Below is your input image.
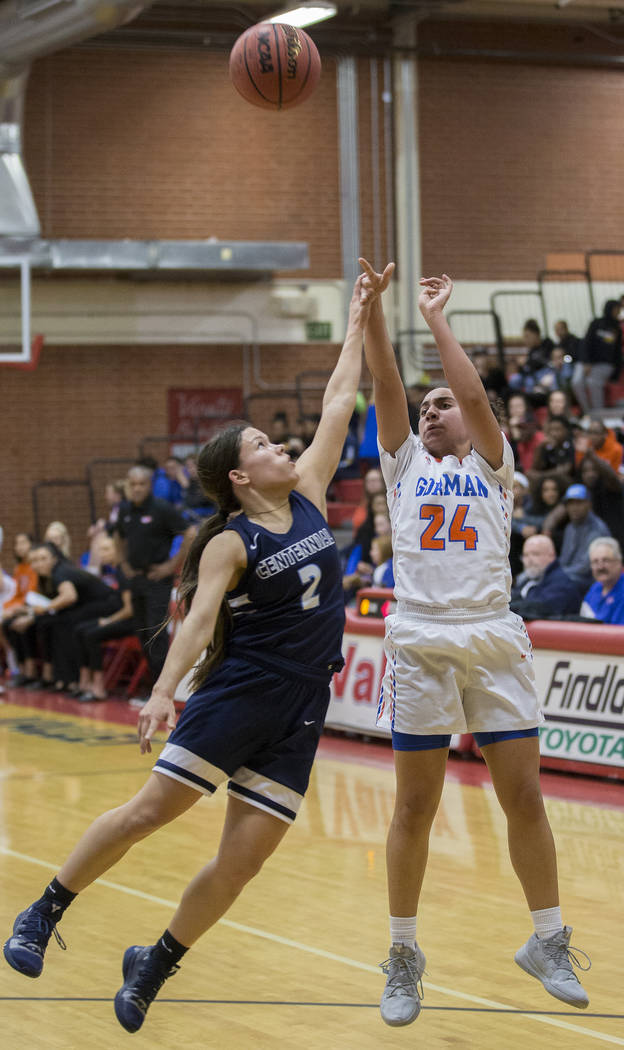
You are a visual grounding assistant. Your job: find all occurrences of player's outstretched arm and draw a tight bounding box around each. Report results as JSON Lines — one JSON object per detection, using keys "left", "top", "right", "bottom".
{"left": 418, "top": 274, "right": 503, "bottom": 469}
{"left": 360, "top": 259, "right": 410, "bottom": 456}
{"left": 297, "top": 264, "right": 377, "bottom": 507}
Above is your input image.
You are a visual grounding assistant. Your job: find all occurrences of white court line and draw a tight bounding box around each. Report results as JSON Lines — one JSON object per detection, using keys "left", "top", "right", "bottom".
{"left": 1, "top": 845, "right": 621, "bottom": 1047}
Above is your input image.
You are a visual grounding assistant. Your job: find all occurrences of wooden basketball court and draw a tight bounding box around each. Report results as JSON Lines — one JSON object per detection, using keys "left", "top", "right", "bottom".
{"left": 1, "top": 688, "right": 622, "bottom": 1049}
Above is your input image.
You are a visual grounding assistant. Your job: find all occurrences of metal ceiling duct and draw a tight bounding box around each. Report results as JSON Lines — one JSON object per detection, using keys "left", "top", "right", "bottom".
{"left": 0, "top": 0, "right": 153, "bottom": 236}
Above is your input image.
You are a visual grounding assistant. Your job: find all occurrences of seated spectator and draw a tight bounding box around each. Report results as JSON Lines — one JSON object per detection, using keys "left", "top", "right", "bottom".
{"left": 350, "top": 466, "right": 386, "bottom": 534}
{"left": 507, "top": 319, "right": 555, "bottom": 398}
{"left": 576, "top": 419, "right": 623, "bottom": 473}
{"left": 509, "top": 472, "right": 541, "bottom": 577}
{"left": 572, "top": 300, "right": 623, "bottom": 416}
{"left": 577, "top": 452, "right": 624, "bottom": 550}
{"left": 179, "top": 454, "right": 215, "bottom": 519}
{"left": 15, "top": 542, "right": 124, "bottom": 692}
{"left": 531, "top": 345, "right": 574, "bottom": 399}
{"left": 334, "top": 410, "right": 361, "bottom": 480}
{"left": 554, "top": 319, "right": 581, "bottom": 361}
{"left": 73, "top": 545, "right": 135, "bottom": 702}
{"left": 371, "top": 533, "right": 394, "bottom": 588}
{"left": 505, "top": 393, "right": 545, "bottom": 473}
{"left": 44, "top": 521, "right": 71, "bottom": 559}
{"left": 406, "top": 382, "right": 431, "bottom": 432}
{"left": 510, "top": 534, "right": 580, "bottom": 619}
{"left": 471, "top": 346, "right": 508, "bottom": 401}
{"left": 580, "top": 537, "right": 624, "bottom": 624}
{"left": 558, "top": 483, "right": 611, "bottom": 597}
{"left": 545, "top": 388, "right": 573, "bottom": 421}
{"left": 286, "top": 435, "right": 305, "bottom": 461}
{"left": 86, "top": 480, "right": 127, "bottom": 548}
{"left": 1, "top": 533, "right": 39, "bottom": 684}
{"left": 527, "top": 415, "right": 576, "bottom": 487}
{"left": 269, "top": 410, "right": 291, "bottom": 446}
{"left": 528, "top": 474, "right": 568, "bottom": 552}
{"left": 343, "top": 511, "right": 391, "bottom": 601}
{"left": 152, "top": 456, "right": 186, "bottom": 506}
{"left": 299, "top": 413, "right": 321, "bottom": 449}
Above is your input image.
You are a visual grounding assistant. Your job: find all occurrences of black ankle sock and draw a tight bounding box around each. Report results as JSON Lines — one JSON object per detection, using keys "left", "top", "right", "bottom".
{"left": 41, "top": 877, "right": 77, "bottom": 913}
{"left": 152, "top": 929, "right": 189, "bottom": 968}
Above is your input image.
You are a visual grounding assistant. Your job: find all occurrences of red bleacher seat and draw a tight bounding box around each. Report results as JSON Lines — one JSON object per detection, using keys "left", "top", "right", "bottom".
{"left": 606, "top": 382, "right": 624, "bottom": 408}
{"left": 326, "top": 502, "right": 358, "bottom": 528}
{"left": 332, "top": 478, "right": 364, "bottom": 503}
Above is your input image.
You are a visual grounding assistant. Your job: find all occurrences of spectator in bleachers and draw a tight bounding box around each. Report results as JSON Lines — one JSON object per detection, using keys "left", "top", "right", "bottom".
{"left": 114, "top": 465, "right": 196, "bottom": 698}
{"left": 576, "top": 419, "right": 623, "bottom": 473}
{"left": 528, "top": 474, "right": 568, "bottom": 552}
{"left": 535, "top": 346, "right": 574, "bottom": 399}
{"left": 86, "top": 480, "right": 127, "bottom": 549}
{"left": 179, "top": 454, "right": 216, "bottom": 519}
{"left": 505, "top": 393, "right": 545, "bottom": 473}
{"left": 44, "top": 521, "right": 71, "bottom": 559}
{"left": 334, "top": 409, "right": 361, "bottom": 480}
{"left": 558, "top": 483, "right": 611, "bottom": 597}
{"left": 268, "top": 410, "right": 291, "bottom": 446}
{"left": 580, "top": 537, "right": 624, "bottom": 624}
{"left": 510, "top": 534, "right": 580, "bottom": 619}
{"left": 577, "top": 452, "right": 624, "bottom": 550}
{"left": 509, "top": 472, "right": 541, "bottom": 577}
{"left": 572, "top": 300, "right": 622, "bottom": 416}
{"left": 152, "top": 456, "right": 187, "bottom": 506}
{"left": 19, "top": 542, "right": 125, "bottom": 693}
{"left": 343, "top": 509, "right": 391, "bottom": 602}
{"left": 406, "top": 381, "right": 431, "bottom": 432}
{"left": 286, "top": 434, "right": 305, "bottom": 461}
{"left": 507, "top": 319, "right": 554, "bottom": 398}
{"left": 546, "top": 388, "right": 574, "bottom": 421}
{"left": 1, "top": 534, "right": 38, "bottom": 684}
{"left": 371, "top": 532, "right": 394, "bottom": 588}
{"left": 299, "top": 412, "right": 321, "bottom": 449}
{"left": 527, "top": 415, "right": 576, "bottom": 488}
{"left": 554, "top": 319, "right": 581, "bottom": 361}
{"left": 350, "top": 466, "right": 385, "bottom": 534}
{"left": 471, "top": 346, "right": 508, "bottom": 401}
{"left": 73, "top": 543, "right": 135, "bottom": 702}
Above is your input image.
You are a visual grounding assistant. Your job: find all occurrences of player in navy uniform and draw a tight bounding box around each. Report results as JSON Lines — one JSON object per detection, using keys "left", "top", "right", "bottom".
{"left": 3, "top": 260, "right": 395, "bottom": 1033}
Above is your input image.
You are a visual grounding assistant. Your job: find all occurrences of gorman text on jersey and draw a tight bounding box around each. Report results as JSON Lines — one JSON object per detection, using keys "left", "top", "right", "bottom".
{"left": 414, "top": 473, "right": 489, "bottom": 498}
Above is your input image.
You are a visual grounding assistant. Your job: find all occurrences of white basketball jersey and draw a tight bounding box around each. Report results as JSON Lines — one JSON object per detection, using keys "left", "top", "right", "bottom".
{"left": 379, "top": 432, "right": 515, "bottom": 611}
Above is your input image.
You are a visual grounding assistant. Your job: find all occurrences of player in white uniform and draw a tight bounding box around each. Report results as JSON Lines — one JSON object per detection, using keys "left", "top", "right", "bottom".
{"left": 359, "top": 263, "right": 590, "bottom": 1027}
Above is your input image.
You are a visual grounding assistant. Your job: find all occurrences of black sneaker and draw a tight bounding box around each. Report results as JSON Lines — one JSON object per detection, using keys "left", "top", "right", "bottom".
{"left": 114, "top": 945, "right": 179, "bottom": 1032}
{"left": 3, "top": 901, "right": 67, "bottom": 977}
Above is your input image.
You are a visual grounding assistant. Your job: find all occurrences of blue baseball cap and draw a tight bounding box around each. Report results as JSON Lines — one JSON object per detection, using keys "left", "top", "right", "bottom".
{"left": 563, "top": 483, "right": 590, "bottom": 502}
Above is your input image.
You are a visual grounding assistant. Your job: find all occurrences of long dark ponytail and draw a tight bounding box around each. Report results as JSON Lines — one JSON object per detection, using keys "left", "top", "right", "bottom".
{"left": 177, "top": 421, "right": 249, "bottom": 688}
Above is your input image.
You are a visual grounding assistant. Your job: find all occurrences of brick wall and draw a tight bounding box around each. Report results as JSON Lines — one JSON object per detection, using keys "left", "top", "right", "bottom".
{"left": 0, "top": 342, "right": 342, "bottom": 555}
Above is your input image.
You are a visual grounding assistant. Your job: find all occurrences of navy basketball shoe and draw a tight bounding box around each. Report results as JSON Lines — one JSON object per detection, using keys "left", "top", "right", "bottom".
{"left": 4, "top": 900, "right": 67, "bottom": 977}
{"left": 114, "top": 944, "right": 179, "bottom": 1032}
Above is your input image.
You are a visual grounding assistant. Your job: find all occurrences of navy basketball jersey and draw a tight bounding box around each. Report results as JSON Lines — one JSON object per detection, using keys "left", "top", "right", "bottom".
{"left": 224, "top": 490, "right": 345, "bottom": 673}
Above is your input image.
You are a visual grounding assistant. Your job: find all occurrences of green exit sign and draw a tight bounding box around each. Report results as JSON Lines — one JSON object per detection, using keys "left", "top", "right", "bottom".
{"left": 306, "top": 321, "right": 332, "bottom": 341}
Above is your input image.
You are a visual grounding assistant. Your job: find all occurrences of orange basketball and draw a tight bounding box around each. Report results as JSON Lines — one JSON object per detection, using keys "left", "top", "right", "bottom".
{"left": 229, "top": 22, "right": 321, "bottom": 111}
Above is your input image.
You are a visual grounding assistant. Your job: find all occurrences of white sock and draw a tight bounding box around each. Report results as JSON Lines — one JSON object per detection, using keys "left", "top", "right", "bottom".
{"left": 390, "top": 915, "right": 417, "bottom": 949}
{"left": 531, "top": 906, "right": 563, "bottom": 940}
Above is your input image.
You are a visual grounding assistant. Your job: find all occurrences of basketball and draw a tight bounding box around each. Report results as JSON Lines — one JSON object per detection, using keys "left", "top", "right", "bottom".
{"left": 229, "top": 22, "right": 321, "bottom": 111}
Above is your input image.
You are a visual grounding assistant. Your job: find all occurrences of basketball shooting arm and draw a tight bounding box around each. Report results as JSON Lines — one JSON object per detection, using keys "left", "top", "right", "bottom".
{"left": 137, "top": 530, "right": 247, "bottom": 754}
{"left": 418, "top": 274, "right": 503, "bottom": 469}
{"left": 296, "top": 268, "right": 375, "bottom": 513}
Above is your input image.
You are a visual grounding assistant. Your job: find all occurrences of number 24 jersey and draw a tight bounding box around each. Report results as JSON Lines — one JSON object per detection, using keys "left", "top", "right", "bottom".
{"left": 379, "top": 431, "right": 515, "bottom": 612}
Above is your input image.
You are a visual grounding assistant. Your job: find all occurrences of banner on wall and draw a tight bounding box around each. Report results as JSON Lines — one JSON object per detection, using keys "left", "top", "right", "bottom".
{"left": 534, "top": 650, "right": 624, "bottom": 769}
{"left": 167, "top": 387, "right": 243, "bottom": 455}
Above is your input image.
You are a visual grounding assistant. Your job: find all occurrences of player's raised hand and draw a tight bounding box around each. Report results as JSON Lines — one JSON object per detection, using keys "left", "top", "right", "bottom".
{"left": 418, "top": 274, "right": 453, "bottom": 325}
{"left": 358, "top": 258, "right": 395, "bottom": 304}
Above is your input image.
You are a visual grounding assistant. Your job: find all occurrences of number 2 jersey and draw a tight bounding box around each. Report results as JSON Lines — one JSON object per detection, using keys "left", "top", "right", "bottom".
{"left": 224, "top": 490, "right": 345, "bottom": 676}
{"left": 379, "top": 431, "right": 515, "bottom": 613}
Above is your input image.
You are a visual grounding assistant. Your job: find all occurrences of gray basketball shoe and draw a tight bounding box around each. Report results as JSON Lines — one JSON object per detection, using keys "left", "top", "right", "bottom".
{"left": 515, "top": 926, "right": 590, "bottom": 1008}
{"left": 379, "top": 942, "right": 426, "bottom": 1026}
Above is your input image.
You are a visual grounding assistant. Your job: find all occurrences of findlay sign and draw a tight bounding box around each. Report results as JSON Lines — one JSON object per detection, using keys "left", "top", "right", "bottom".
{"left": 532, "top": 651, "right": 624, "bottom": 768}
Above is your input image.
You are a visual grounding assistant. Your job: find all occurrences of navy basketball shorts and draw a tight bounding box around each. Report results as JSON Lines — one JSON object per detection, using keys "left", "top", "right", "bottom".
{"left": 153, "top": 656, "right": 330, "bottom": 824}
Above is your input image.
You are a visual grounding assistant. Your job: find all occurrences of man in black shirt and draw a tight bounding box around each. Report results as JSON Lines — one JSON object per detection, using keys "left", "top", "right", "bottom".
{"left": 115, "top": 466, "right": 196, "bottom": 691}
